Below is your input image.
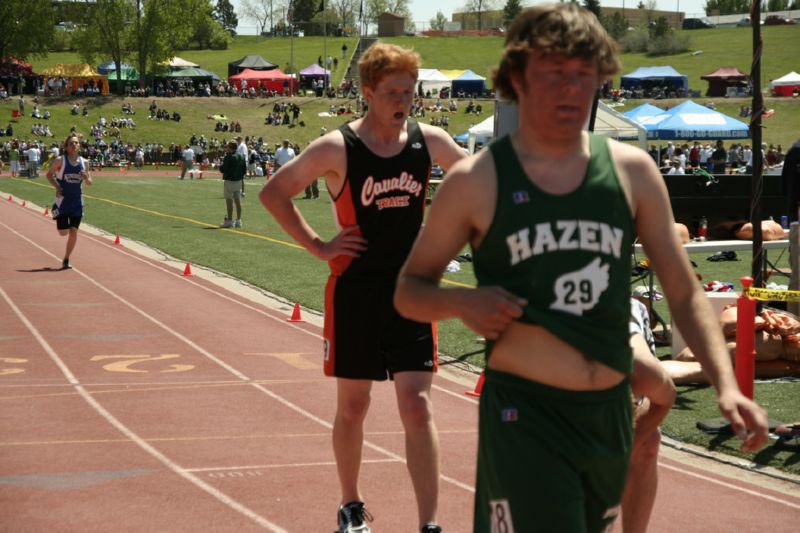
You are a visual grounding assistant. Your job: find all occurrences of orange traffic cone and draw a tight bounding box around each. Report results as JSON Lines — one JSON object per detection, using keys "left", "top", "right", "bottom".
{"left": 43, "top": 207, "right": 49, "bottom": 217}
{"left": 113, "top": 235, "right": 122, "bottom": 246}
{"left": 287, "top": 303, "right": 305, "bottom": 323}
{"left": 182, "top": 262, "right": 193, "bottom": 277}
{"left": 465, "top": 370, "right": 486, "bottom": 397}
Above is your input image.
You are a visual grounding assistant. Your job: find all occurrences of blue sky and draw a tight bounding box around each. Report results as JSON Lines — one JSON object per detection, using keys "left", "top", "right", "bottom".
{"left": 230, "top": 1, "right": 710, "bottom": 35}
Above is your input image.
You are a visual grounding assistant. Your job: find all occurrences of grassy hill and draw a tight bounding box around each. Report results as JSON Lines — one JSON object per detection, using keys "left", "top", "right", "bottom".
{"left": 4, "top": 26, "right": 799, "bottom": 149}
{"left": 33, "top": 26, "right": 800, "bottom": 94}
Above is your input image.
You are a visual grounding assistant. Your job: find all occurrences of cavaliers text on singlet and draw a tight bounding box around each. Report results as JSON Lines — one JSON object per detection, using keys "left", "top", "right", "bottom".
{"left": 330, "top": 119, "right": 432, "bottom": 279}
{"left": 55, "top": 155, "right": 86, "bottom": 217}
{"left": 473, "top": 133, "right": 635, "bottom": 375}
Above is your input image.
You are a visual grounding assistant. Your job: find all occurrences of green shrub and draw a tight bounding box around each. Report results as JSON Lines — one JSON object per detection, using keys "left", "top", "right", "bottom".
{"left": 647, "top": 33, "right": 691, "bottom": 56}
{"left": 621, "top": 27, "right": 650, "bottom": 53}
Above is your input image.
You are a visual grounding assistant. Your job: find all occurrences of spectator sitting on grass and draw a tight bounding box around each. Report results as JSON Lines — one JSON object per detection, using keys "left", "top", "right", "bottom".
{"left": 663, "top": 304, "right": 800, "bottom": 384}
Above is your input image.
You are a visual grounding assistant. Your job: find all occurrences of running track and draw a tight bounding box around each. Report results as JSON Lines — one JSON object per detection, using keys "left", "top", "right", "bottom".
{"left": 1, "top": 193, "right": 799, "bottom": 532}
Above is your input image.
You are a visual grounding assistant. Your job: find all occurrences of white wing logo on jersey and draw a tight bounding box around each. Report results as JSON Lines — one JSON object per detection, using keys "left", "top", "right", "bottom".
{"left": 550, "top": 257, "right": 609, "bottom": 316}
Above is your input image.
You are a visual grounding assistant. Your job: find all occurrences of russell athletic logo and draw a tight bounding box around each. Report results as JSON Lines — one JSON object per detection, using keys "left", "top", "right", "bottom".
{"left": 360, "top": 171, "right": 423, "bottom": 210}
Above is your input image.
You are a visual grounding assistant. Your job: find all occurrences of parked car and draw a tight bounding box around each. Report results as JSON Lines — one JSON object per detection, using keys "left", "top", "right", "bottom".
{"left": 764, "top": 15, "right": 797, "bottom": 25}
{"left": 682, "top": 18, "right": 716, "bottom": 29}
{"left": 736, "top": 17, "right": 752, "bottom": 27}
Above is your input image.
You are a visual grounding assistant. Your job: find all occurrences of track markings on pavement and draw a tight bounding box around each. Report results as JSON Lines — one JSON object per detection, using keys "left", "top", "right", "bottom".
{"left": 0, "top": 285, "right": 288, "bottom": 532}
{"left": 90, "top": 354, "right": 194, "bottom": 373}
{"left": 245, "top": 352, "right": 320, "bottom": 370}
{"left": 5, "top": 220, "right": 478, "bottom": 519}
{"left": 659, "top": 462, "right": 800, "bottom": 509}
{"left": 0, "top": 357, "right": 27, "bottom": 375}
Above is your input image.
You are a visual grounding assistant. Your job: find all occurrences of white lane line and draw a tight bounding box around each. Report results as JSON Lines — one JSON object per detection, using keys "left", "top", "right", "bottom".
{"left": 659, "top": 461, "right": 800, "bottom": 510}
{"left": 0, "top": 286, "right": 287, "bottom": 533}
{"left": 4, "top": 222, "right": 477, "bottom": 494}
{"left": 186, "top": 458, "right": 401, "bottom": 473}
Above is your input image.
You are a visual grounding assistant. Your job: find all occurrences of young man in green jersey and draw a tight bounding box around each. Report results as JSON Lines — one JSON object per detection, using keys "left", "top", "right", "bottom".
{"left": 394, "top": 4, "right": 768, "bottom": 532}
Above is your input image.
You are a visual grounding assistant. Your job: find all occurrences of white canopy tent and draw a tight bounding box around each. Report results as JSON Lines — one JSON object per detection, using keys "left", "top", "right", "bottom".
{"left": 593, "top": 101, "right": 648, "bottom": 148}
{"left": 466, "top": 102, "right": 647, "bottom": 153}
{"left": 417, "top": 68, "right": 451, "bottom": 97}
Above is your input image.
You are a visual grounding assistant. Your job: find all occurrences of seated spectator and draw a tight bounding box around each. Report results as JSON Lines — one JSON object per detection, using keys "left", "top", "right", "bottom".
{"left": 732, "top": 219, "right": 786, "bottom": 241}
{"left": 665, "top": 304, "right": 800, "bottom": 384}
{"left": 172, "top": 111, "right": 181, "bottom": 122}
{"left": 43, "top": 109, "right": 51, "bottom": 120}
{"left": 465, "top": 100, "right": 475, "bottom": 114}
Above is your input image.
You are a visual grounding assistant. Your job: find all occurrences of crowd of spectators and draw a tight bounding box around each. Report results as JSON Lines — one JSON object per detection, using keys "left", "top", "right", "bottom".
{"left": 651, "top": 139, "right": 786, "bottom": 175}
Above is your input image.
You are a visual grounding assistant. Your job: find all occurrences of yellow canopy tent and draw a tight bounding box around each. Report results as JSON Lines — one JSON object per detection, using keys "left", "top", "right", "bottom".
{"left": 39, "top": 64, "right": 108, "bottom": 95}
{"left": 439, "top": 69, "right": 466, "bottom": 80}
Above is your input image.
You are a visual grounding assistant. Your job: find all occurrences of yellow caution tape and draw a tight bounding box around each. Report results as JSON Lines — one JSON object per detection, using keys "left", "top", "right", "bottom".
{"left": 744, "top": 287, "right": 800, "bottom": 302}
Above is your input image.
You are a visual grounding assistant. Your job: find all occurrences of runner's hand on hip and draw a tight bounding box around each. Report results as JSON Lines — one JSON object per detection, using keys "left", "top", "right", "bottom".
{"left": 316, "top": 225, "right": 367, "bottom": 260}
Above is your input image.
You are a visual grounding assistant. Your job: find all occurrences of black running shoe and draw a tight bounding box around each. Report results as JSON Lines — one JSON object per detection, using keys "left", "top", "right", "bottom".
{"left": 421, "top": 525, "right": 442, "bottom": 533}
{"left": 62, "top": 258, "right": 71, "bottom": 270}
{"left": 338, "top": 501, "right": 373, "bottom": 533}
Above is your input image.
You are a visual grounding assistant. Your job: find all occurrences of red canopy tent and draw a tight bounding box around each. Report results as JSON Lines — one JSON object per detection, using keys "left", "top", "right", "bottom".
{"left": 700, "top": 67, "right": 749, "bottom": 97}
{"left": 770, "top": 71, "right": 800, "bottom": 96}
{"left": 228, "top": 68, "right": 298, "bottom": 95}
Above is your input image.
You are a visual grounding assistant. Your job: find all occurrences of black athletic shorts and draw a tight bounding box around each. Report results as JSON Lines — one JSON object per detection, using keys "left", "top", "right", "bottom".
{"left": 323, "top": 274, "right": 437, "bottom": 380}
{"left": 56, "top": 214, "right": 82, "bottom": 230}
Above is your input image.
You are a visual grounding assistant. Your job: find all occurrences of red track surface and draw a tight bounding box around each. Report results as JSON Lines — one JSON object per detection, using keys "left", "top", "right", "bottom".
{"left": 1, "top": 193, "right": 799, "bottom": 532}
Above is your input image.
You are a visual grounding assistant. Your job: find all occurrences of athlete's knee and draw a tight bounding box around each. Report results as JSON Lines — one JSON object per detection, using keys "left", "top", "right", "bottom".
{"left": 631, "top": 430, "right": 661, "bottom": 466}
{"left": 337, "top": 394, "right": 371, "bottom": 424}
{"left": 397, "top": 392, "right": 434, "bottom": 430}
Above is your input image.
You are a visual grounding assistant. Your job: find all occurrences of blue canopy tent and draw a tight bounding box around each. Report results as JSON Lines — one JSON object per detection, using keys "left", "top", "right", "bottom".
{"left": 623, "top": 103, "right": 670, "bottom": 139}
{"left": 620, "top": 66, "right": 688, "bottom": 94}
{"left": 652, "top": 100, "right": 749, "bottom": 140}
{"left": 451, "top": 70, "right": 486, "bottom": 97}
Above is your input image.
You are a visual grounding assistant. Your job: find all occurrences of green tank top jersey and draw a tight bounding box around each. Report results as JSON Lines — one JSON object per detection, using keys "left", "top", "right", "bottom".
{"left": 474, "top": 133, "right": 634, "bottom": 375}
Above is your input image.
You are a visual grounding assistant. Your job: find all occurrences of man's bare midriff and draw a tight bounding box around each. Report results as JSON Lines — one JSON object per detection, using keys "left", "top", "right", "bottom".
{"left": 488, "top": 321, "right": 626, "bottom": 390}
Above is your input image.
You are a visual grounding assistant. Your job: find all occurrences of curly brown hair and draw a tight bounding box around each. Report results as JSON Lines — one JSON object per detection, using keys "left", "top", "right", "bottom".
{"left": 492, "top": 3, "right": 620, "bottom": 102}
{"left": 358, "top": 42, "right": 420, "bottom": 90}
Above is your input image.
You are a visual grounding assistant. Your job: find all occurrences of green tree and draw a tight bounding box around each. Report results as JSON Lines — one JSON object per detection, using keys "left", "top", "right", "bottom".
{"left": 582, "top": 0, "right": 602, "bottom": 18}
{"left": 502, "top": 0, "right": 523, "bottom": 28}
{"left": 183, "top": 0, "right": 231, "bottom": 49}
{"left": 767, "top": 0, "right": 790, "bottom": 11}
{"left": 74, "top": 0, "right": 135, "bottom": 95}
{"left": 430, "top": 10, "right": 448, "bottom": 31}
{"left": 0, "top": 0, "right": 55, "bottom": 61}
{"left": 129, "top": 0, "right": 197, "bottom": 88}
{"left": 703, "top": 0, "right": 752, "bottom": 16}
{"left": 213, "top": 0, "right": 239, "bottom": 35}
{"left": 651, "top": 16, "right": 671, "bottom": 38}
{"left": 603, "top": 11, "right": 629, "bottom": 40}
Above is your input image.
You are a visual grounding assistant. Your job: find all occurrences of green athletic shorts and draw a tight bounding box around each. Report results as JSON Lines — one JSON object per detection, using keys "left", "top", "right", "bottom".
{"left": 474, "top": 369, "right": 632, "bottom": 533}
